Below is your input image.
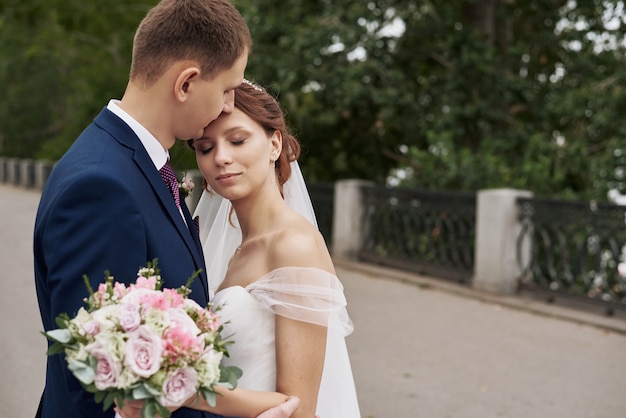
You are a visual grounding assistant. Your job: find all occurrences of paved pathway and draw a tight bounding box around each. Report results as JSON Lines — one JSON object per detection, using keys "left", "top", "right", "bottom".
{"left": 2, "top": 184, "right": 626, "bottom": 418}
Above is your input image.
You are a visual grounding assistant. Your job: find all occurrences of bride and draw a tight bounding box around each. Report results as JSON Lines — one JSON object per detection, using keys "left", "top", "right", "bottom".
{"left": 190, "top": 79, "right": 361, "bottom": 418}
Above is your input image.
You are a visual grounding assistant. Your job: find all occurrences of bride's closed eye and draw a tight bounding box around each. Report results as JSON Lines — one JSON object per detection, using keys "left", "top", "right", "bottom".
{"left": 195, "top": 138, "right": 246, "bottom": 155}
{"left": 194, "top": 140, "right": 214, "bottom": 155}
{"left": 230, "top": 137, "right": 247, "bottom": 145}
{"left": 197, "top": 144, "right": 214, "bottom": 155}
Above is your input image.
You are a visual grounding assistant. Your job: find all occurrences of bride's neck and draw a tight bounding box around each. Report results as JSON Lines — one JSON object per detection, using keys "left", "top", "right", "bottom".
{"left": 233, "top": 193, "right": 286, "bottom": 241}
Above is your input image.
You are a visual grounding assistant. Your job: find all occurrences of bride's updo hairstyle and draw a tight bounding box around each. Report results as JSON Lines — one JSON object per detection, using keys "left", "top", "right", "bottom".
{"left": 235, "top": 79, "right": 301, "bottom": 197}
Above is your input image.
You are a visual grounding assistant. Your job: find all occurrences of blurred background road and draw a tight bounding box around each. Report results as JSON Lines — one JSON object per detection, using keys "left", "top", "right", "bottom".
{"left": 2, "top": 184, "right": 625, "bottom": 418}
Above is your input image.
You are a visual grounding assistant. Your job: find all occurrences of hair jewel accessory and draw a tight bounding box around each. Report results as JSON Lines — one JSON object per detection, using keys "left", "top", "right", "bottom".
{"left": 242, "top": 78, "right": 264, "bottom": 92}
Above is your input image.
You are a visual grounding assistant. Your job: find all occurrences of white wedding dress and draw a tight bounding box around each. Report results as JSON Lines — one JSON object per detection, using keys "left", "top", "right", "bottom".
{"left": 194, "top": 161, "right": 360, "bottom": 417}
{"left": 212, "top": 267, "right": 361, "bottom": 418}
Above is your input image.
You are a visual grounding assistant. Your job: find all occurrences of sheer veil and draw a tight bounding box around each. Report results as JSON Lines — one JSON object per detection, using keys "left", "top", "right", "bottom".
{"left": 193, "top": 161, "right": 318, "bottom": 299}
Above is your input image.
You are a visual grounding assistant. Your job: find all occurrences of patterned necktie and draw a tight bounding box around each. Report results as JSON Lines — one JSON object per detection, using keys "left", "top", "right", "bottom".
{"left": 159, "top": 159, "right": 181, "bottom": 208}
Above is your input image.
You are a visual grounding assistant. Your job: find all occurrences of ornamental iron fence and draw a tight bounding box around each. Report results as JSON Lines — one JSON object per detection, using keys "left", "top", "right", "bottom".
{"left": 359, "top": 186, "right": 476, "bottom": 283}
{"left": 516, "top": 197, "right": 626, "bottom": 314}
{"left": 4, "top": 155, "right": 626, "bottom": 316}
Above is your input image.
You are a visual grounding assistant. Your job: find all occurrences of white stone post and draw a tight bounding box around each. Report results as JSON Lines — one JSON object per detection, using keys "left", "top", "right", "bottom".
{"left": 34, "top": 160, "right": 55, "bottom": 189}
{"left": 19, "top": 159, "right": 35, "bottom": 188}
{"left": 332, "top": 179, "right": 373, "bottom": 260}
{"left": 473, "top": 188, "right": 533, "bottom": 294}
{"left": 6, "top": 158, "right": 20, "bottom": 185}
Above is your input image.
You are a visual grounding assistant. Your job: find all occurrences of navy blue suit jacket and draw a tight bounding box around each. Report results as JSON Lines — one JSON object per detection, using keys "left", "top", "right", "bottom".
{"left": 34, "top": 108, "right": 221, "bottom": 418}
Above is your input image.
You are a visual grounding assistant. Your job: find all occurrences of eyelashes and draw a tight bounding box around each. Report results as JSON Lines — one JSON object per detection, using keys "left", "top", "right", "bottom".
{"left": 197, "top": 138, "right": 247, "bottom": 155}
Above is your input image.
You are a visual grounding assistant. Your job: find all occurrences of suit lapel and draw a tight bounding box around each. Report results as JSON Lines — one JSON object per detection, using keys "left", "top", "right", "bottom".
{"left": 181, "top": 199, "right": 209, "bottom": 298}
{"left": 134, "top": 152, "right": 209, "bottom": 300}
{"left": 94, "top": 109, "right": 209, "bottom": 301}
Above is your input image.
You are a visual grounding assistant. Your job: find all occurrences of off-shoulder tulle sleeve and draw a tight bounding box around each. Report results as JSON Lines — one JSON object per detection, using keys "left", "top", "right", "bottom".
{"left": 246, "top": 267, "right": 354, "bottom": 336}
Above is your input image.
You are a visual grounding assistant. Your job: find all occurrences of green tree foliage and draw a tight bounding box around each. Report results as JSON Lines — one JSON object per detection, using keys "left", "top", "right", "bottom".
{"left": 234, "top": 0, "right": 407, "bottom": 183}
{"left": 0, "top": 0, "right": 153, "bottom": 158}
{"left": 234, "top": 0, "right": 626, "bottom": 200}
{"left": 1, "top": 0, "right": 625, "bottom": 201}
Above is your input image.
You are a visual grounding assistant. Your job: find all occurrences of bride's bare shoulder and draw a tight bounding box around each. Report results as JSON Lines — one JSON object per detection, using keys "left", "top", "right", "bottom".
{"left": 269, "top": 214, "right": 334, "bottom": 272}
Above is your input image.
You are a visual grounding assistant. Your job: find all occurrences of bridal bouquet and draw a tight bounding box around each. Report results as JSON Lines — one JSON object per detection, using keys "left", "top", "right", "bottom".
{"left": 43, "top": 260, "right": 241, "bottom": 418}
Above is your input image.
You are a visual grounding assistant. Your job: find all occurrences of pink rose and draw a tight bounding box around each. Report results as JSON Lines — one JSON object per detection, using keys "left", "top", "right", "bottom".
{"left": 120, "top": 287, "right": 154, "bottom": 307}
{"left": 138, "top": 292, "right": 170, "bottom": 310}
{"left": 114, "top": 282, "right": 128, "bottom": 299}
{"left": 124, "top": 325, "right": 162, "bottom": 378}
{"left": 137, "top": 288, "right": 184, "bottom": 311}
{"left": 135, "top": 275, "right": 157, "bottom": 290}
{"left": 86, "top": 342, "right": 122, "bottom": 390}
{"left": 160, "top": 367, "right": 198, "bottom": 407}
{"left": 162, "top": 288, "right": 184, "bottom": 309}
{"left": 163, "top": 326, "right": 203, "bottom": 363}
{"left": 168, "top": 308, "right": 200, "bottom": 333}
{"left": 120, "top": 303, "right": 141, "bottom": 331}
{"left": 163, "top": 309, "right": 202, "bottom": 362}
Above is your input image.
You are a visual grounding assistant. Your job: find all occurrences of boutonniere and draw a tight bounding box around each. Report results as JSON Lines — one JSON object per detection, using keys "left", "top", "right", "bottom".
{"left": 179, "top": 174, "right": 195, "bottom": 198}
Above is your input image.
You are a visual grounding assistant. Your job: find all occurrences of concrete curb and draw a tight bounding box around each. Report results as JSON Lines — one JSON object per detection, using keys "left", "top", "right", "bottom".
{"left": 334, "top": 257, "right": 626, "bottom": 336}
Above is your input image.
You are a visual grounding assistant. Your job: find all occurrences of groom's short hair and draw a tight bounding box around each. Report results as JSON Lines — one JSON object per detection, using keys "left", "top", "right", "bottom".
{"left": 130, "top": 0, "right": 252, "bottom": 86}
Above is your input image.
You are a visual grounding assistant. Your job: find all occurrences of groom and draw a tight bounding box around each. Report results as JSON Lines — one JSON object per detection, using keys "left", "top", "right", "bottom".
{"left": 33, "top": 1, "right": 298, "bottom": 417}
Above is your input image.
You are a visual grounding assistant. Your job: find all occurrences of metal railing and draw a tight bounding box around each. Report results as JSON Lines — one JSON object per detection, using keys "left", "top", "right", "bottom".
{"left": 4, "top": 155, "right": 626, "bottom": 314}
{"left": 516, "top": 197, "right": 626, "bottom": 313}
{"left": 358, "top": 186, "right": 476, "bottom": 283}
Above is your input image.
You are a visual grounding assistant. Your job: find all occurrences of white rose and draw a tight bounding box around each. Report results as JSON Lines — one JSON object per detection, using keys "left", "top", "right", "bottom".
{"left": 196, "top": 348, "right": 222, "bottom": 387}
{"left": 143, "top": 309, "right": 170, "bottom": 335}
{"left": 91, "top": 304, "right": 122, "bottom": 332}
{"left": 167, "top": 308, "right": 201, "bottom": 336}
{"left": 93, "top": 330, "right": 125, "bottom": 360}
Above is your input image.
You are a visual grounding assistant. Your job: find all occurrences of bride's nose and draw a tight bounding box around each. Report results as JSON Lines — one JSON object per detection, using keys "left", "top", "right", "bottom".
{"left": 213, "top": 144, "right": 233, "bottom": 166}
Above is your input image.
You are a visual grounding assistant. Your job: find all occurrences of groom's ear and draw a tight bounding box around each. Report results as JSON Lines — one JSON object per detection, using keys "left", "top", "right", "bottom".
{"left": 173, "top": 65, "right": 202, "bottom": 102}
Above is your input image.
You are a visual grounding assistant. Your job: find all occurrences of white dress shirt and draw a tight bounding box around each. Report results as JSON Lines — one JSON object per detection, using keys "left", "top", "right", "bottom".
{"left": 107, "top": 100, "right": 186, "bottom": 224}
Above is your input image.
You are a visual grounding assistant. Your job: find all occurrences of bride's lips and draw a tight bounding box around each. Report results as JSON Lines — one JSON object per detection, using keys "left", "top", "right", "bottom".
{"left": 215, "top": 172, "right": 241, "bottom": 183}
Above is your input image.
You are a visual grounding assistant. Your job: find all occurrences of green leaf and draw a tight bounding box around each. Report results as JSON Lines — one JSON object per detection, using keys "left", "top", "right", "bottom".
{"left": 44, "top": 328, "right": 72, "bottom": 344}
{"left": 115, "top": 392, "right": 126, "bottom": 409}
{"left": 55, "top": 313, "right": 70, "bottom": 328}
{"left": 45, "top": 341, "right": 66, "bottom": 355}
{"left": 132, "top": 383, "right": 160, "bottom": 400}
{"left": 102, "top": 391, "right": 117, "bottom": 411}
{"left": 94, "top": 390, "right": 106, "bottom": 404}
{"left": 141, "top": 401, "right": 156, "bottom": 418}
{"left": 155, "top": 401, "right": 171, "bottom": 418}
{"left": 218, "top": 365, "right": 242, "bottom": 389}
{"left": 82, "top": 273, "right": 95, "bottom": 298}
{"left": 85, "top": 383, "right": 98, "bottom": 393}
{"left": 200, "top": 388, "right": 217, "bottom": 407}
{"left": 67, "top": 359, "right": 95, "bottom": 385}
